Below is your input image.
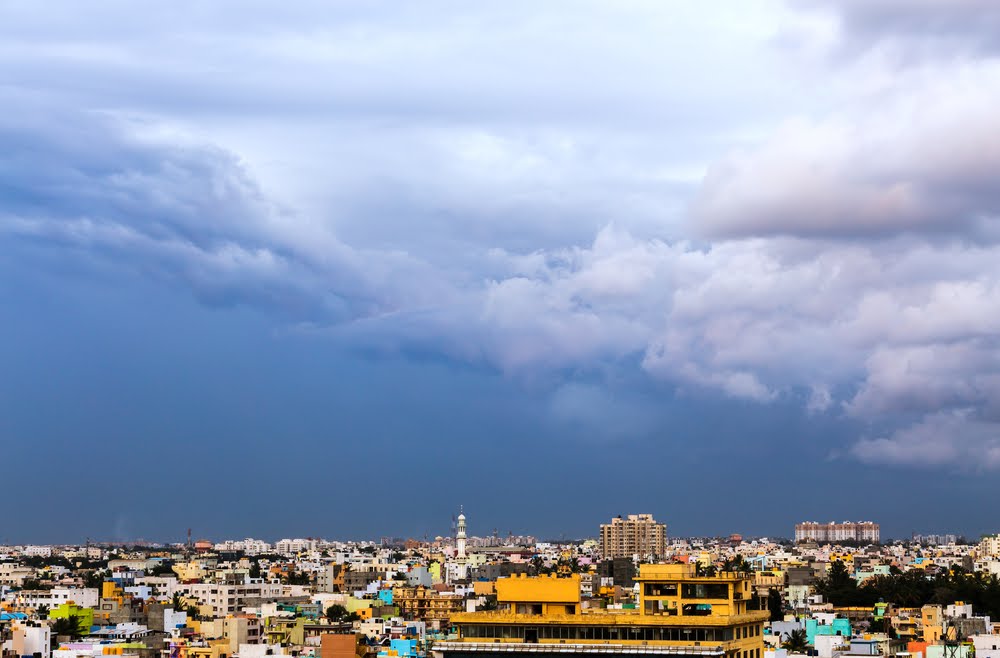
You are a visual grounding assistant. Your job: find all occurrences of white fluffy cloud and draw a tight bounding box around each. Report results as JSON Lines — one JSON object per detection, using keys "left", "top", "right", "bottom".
{"left": 694, "top": 61, "right": 1000, "bottom": 239}
{"left": 852, "top": 410, "right": 1000, "bottom": 470}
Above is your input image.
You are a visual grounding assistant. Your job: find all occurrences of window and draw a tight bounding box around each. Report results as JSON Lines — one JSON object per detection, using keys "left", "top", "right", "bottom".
{"left": 644, "top": 583, "right": 678, "bottom": 597}
{"left": 682, "top": 584, "right": 729, "bottom": 599}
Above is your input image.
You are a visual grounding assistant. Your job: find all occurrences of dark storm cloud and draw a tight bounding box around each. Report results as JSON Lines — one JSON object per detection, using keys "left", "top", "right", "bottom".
{"left": 4, "top": 0, "right": 1000, "bottom": 477}
{"left": 798, "top": 0, "right": 1000, "bottom": 56}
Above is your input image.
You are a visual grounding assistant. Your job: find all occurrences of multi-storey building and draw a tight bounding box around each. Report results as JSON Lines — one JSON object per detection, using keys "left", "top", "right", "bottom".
{"left": 181, "top": 582, "right": 283, "bottom": 616}
{"left": 394, "top": 585, "right": 465, "bottom": 629}
{"left": 599, "top": 514, "right": 667, "bottom": 560}
{"left": 275, "top": 538, "right": 320, "bottom": 555}
{"left": 794, "top": 522, "right": 879, "bottom": 544}
{"left": 13, "top": 587, "right": 100, "bottom": 610}
{"left": 437, "top": 564, "right": 767, "bottom": 658}
{"left": 978, "top": 535, "right": 1000, "bottom": 558}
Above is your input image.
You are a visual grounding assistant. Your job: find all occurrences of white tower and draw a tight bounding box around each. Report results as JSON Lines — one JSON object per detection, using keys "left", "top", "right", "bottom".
{"left": 455, "top": 508, "right": 468, "bottom": 580}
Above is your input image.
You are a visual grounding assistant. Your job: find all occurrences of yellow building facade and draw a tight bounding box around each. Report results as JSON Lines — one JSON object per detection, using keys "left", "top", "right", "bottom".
{"left": 436, "top": 565, "right": 767, "bottom": 658}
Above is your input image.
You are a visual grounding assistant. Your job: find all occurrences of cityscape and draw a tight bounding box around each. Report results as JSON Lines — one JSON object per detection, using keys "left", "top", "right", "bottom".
{"left": 4, "top": 4, "right": 1000, "bottom": 658}
{"left": 5, "top": 514, "right": 1000, "bottom": 658}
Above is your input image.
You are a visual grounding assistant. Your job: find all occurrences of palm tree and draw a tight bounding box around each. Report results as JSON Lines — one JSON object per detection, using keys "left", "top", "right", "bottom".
{"left": 781, "top": 629, "right": 810, "bottom": 654}
{"left": 50, "top": 616, "right": 85, "bottom": 645}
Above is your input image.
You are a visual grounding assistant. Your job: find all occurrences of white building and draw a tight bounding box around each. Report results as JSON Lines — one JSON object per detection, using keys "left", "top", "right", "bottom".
{"left": 979, "top": 535, "right": 1000, "bottom": 559}
{"left": 213, "top": 538, "right": 273, "bottom": 555}
{"left": 972, "top": 635, "right": 1000, "bottom": 658}
{"left": 0, "top": 562, "right": 35, "bottom": 587}
{"left": 182, "top": 582, "right": 283, "bottom": 616}
{"left": 275, "top": 538, "right": 319, "bottom": 555}
{"left": 16, "top": 587, "right": 100, "bottom": 610}
{"left": 11, "top": 620, "right": 52, "bottom": 658}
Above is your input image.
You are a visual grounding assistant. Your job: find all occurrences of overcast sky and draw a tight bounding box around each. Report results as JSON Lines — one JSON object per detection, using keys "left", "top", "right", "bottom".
{"left": 3, "top": 0, "right": 1000, "bottom": 544}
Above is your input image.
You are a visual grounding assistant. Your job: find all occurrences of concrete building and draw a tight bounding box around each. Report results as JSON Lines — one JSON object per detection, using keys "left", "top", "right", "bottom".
{"left": 343, "top": 570, "right": 381, "bottom": 593}
{"left": 794, "top": 522, "right": 880, "bottom": 544}
{"left": 14, "top": 588, "right": 99, "bottom": 611}
{"left": 317, "top": 564, "right": 346, "bottom": 593}
{"left": 11, "top": 619, "right": 52, "bottom": 658}
{"left": 0, "top": 562, "right": 35, "bottom": 587}
{"left": 599, "top": 514, "right": 667, "bottom": 561}
{"left": 971, "top": 634, "right": 1000, "bottom": 658}
{"left": 393, "top": 586, "right": 464, "bottom": 629}
{"left": 598, "top": 558, "right": 637, "bottom": 588}
{"left": 224, "top": 615, "right": 263, "bottom": 652}
{"left": 275, "top": 539, "right": 319, "bottom": 555}
{"left": 23, "top": 546, "right": 53, "bottom": 558}
{"left": 213, "top": 539, "right": 273, "bottom": 555}
{"left": 182, "top": 582, "right": 283, "bottom": 617}
{"left": 979, "top": 535, "right": 1000, "bottom": 559}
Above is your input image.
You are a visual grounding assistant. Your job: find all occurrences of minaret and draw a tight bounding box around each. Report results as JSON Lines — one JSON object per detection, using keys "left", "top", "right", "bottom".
{"left": 455, "top": 507, "right": 468, "bottom": 580}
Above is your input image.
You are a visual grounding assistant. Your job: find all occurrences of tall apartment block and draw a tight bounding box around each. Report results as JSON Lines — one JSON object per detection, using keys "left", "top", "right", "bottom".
{"left": 599, "top": 514, "right": 667, "bottom": 560}
{"left": 794, "top": 521, "right": 880, "bottom": 543}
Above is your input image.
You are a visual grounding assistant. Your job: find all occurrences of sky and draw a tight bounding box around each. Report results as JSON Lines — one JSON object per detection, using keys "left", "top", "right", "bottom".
{"left": 3, "top": 0, "right": 1000, "bottom": 544}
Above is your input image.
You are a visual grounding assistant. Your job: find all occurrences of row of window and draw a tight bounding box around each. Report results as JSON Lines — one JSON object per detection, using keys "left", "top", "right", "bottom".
{"left": 460, "top": 625, "right": 741, "bottom": 642}
{"left": 643, "top": 584, "right": 731, "bottom": 600}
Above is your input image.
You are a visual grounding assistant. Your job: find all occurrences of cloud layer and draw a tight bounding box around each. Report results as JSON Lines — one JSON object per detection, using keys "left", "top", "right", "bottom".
{"left": 4, "top": 0, "right": 1000, "bottom": 470}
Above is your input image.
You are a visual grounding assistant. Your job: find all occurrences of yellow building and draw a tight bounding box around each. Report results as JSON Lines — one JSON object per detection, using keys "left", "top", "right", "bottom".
{"left": 395, "top": 586, "right": 465, "bottom": 627}
{"left": 921, "top": 605, "right": 943, "bottom": 643}
{"left": 436, "top": 565, "right": 767, "bottom": 658}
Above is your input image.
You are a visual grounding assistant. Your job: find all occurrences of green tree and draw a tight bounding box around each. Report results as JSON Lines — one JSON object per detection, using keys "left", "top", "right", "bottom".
{"left": 781, "top": 629, "right": 810, "bottom": 653}
{"left": 150, "top": 561, "right": 176, "bottom": 577}
{"left": 326, "top": 604, "right": 348, "bottom": 621}
{"left": 816, "top": 561, "right": 861, "bottom": 605}
{"left": 767, "top": 589, "right": 784, "bottom": 622}
{"left": 722, "top": 556, "right": 752, "bottom": 574}
{"left": 50, "top": 616, "right": 85, "bottom": 642}
{"left": 249, "top": 562, "right": 262, "bottom": 579}
{"left": 83, "top": 571, "right": 105, "bottom": 589}
{"left": 285, "top": 570, "right": 310, "bottom": 585}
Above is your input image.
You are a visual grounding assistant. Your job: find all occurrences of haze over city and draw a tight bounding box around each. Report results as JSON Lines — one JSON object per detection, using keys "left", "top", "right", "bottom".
{"left": 4, "top": 0, "right": 1000, "bottom": 544}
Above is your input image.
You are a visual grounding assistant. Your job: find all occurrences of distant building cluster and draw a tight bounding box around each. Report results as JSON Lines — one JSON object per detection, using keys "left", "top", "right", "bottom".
{"left": 794, "top": 521, "right": 880, "bottom": 544}
{"left": 213, "top": 538, "right": 274, "bottom": 555}
{"left": 912, "top": 534, "right": 959, "bottom": 546}
{"left": 599, "top": 514, "right": 667, "bottom": 560}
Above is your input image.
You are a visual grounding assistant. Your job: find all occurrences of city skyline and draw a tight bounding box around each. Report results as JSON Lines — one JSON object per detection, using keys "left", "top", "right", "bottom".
{"left": 0, "top": 516, "right": 983, "bottom": 548}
